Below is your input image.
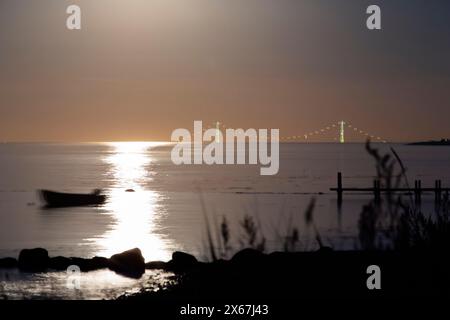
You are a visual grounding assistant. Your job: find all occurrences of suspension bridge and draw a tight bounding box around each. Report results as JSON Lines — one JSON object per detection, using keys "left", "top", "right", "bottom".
{"left": 203, "top": 120, "right": 388, "bottom": 143}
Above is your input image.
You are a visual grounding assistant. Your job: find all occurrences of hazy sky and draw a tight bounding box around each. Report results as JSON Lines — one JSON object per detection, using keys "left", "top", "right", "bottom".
{"left": 1, "top": 0, "right": 449, "bottom": 142}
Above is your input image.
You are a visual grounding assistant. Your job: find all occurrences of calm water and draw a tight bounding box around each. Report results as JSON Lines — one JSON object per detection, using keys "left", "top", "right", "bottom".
{"left": 1, "top": 142, "right": 449, "bottom": 299}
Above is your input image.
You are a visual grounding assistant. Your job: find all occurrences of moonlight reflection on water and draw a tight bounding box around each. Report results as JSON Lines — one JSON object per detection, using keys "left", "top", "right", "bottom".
{"left": 90, "top": 142, "right": 172, "bottom": 262}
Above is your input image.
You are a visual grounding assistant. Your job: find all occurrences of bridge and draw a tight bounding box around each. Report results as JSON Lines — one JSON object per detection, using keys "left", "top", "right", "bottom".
{"left": 204, "top": 120, "right": 388, "bottom": 143}
{"left": 279, "top": 120, "right": 388, "bottom": 143}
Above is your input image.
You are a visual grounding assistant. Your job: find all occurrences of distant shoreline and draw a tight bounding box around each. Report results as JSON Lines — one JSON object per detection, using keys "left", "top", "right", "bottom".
{"left": 407, "top": 139, "right": 450, "bottom": 146}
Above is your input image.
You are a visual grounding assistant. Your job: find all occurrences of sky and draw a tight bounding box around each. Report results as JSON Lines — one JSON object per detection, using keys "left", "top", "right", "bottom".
{"left": 0, "top": 0, "right": 449, "bottom": 142}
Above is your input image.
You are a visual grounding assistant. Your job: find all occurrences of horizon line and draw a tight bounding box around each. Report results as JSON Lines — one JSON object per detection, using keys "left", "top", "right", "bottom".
{"left": 0, "top": 140, "right": 410, "bottom": 144}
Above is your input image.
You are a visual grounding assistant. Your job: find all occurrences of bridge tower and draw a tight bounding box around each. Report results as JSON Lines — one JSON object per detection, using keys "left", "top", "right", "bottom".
{"left": 339, "top": 121, "right": 345, "bottom": 143}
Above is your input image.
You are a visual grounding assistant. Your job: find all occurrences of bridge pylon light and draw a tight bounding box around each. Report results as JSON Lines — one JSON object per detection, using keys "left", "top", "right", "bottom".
{"left": 339, "top": 121, "right": 345, "bottom": 144}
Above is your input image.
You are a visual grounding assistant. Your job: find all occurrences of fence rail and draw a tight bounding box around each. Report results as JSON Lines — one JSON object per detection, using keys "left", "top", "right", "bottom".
{"left": 330, "top": 172, "right": 449, "bottom": 204}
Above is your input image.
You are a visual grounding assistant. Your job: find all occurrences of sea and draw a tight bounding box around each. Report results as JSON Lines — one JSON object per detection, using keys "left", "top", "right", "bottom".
{"left": 1, "top": 142, "right": 449, "bottom": 299}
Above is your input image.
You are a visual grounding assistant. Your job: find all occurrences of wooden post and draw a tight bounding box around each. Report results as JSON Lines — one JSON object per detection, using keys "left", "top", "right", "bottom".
{"left": 435, "top": 180, "right": 438, "bottom": 203}
{"left": 337, "top": 172, "right": 343, "bottom": 205}
{"left": 377, "top": 180, "right": 381, "bottom": 202}
{"left": 419, "top": 180, "right": 422, "bottom": 204}
{"left": 435, "top": 180, "right": 442, "bottom": 205}
{"left": 414, "top": 180, "right": 417, "bottom": 203}
{"left": 414, "top": 180, "right": 422, "bottom": 204}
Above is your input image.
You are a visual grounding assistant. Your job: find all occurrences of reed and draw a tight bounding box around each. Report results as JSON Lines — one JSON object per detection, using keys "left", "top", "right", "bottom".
{"left": 359, "top": 140, "right": 450, "bottom": 251}
{"left": 200, "top": 140, "right": 450, "bottom": 261}
{"left": 201, "top": 196, "right": 321, "bottom": 261}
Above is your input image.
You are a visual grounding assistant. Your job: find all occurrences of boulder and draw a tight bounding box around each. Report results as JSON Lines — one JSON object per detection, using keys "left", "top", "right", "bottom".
{"left": 109, "top": 248, "right": 145, "bottom": 278}
{"left": 70, "top": 256, "right": 109, "bottom": 271}
{"left": 0, "top": 257, "right": 18, "bottom": 269}
{"left": 91, "top": 256, "right": 110, "bottom": 269}
{"left": 70, "top": 258, "right": 92, "bottom": 271}
{"left": 231, "top": 248, "right": 266, "bottom": 266}
{"left": 167, "top": 251, "right": 198, "bottom": 271}
{"left": 145, "top": 261, "right": 168, "bottom": 270}
{"left": 49, "top": 256, "right": 73, "bottom": 270}
{"left": 18, "top": 248, "right": 49, "bottom": 272}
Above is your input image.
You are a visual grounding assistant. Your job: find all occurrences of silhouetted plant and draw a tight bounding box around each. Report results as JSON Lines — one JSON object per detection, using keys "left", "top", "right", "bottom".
{"left": 303, "top": 198, "right": 325, "bottom": 248}
{"left": 201, "top": 198, "right": 318, "bottom": 261}
{"left": 201, "top": 140, "right": 450, "bottom": 259}
{"left": 199, "top": 191, "right": 218, "bottom": 261}
{"left": 220, "top": 216, "right": 232, "bottom": 258}
{"left": 238, "top": 215, "right": 266, "bottom": 251}
{"left": 283, "top": 228, "right": 300, "bottom": 252}
{"left": 359, "top": 140, "right": 450, "bottom": 251}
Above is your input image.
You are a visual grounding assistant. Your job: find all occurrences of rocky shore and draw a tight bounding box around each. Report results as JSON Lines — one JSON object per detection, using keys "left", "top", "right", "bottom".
{"left": 121, "top": 248, "right": 450, "bottom": 301}
{"left": 0, "top": 247, "right": 205, "bottom": 279}
{"left": 1, "top": 247, "right": 449, "bottom": 300}
{"left": 0, "top": 248, "right": 146, "bottom": 278}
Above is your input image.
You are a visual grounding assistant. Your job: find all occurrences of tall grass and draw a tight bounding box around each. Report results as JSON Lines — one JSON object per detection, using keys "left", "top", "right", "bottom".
{"left": 201, "top": 195, "right": 321, "bottom": 261}
{"left": 200, "top": 140, "right": 450, "bottom": 260}
{"left": 358, "top": 140, "right": 450, "bottom": 251}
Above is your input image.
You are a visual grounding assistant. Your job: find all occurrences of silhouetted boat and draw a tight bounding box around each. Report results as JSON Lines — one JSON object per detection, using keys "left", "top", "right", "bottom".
{"left": 39, "top": 189, "right": 106, "bottom": 207}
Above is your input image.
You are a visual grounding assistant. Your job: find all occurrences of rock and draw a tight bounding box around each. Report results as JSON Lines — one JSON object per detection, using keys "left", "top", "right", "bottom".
{"left": 125, "top": 189, "right": 135, "bottom": 192}
{"left": 91, "top": 256, "right": 110, "bottom": 269}
{"left": 49, "top": 256, "right": 73, "bottom": 270}
{"left": 231, "top": 248, "right": 266, "bottom": 266}
{"left": 70, "top": 256, "right": 109, "bottom": 271}
{"left": 168, "top": 251, "right": 198, "bottom": 271}
{"left": 109, "top": 248, "right": 145, "bottom": 278}
{"left": 145, "top": 261, "right": 168, "bottom": 270}
{"left": 18, "top": 248, "right": 49, "bottom": 272}
{"left": 70, "top": 258, "right": 92, "bottom": 271}
{"left": 0, "top": 257, "right": 18, "bottom": 268}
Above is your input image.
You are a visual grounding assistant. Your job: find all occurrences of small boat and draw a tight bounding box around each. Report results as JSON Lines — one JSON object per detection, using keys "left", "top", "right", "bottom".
{"left": 39, "top": 189, "right": 106, "bottom": 207}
